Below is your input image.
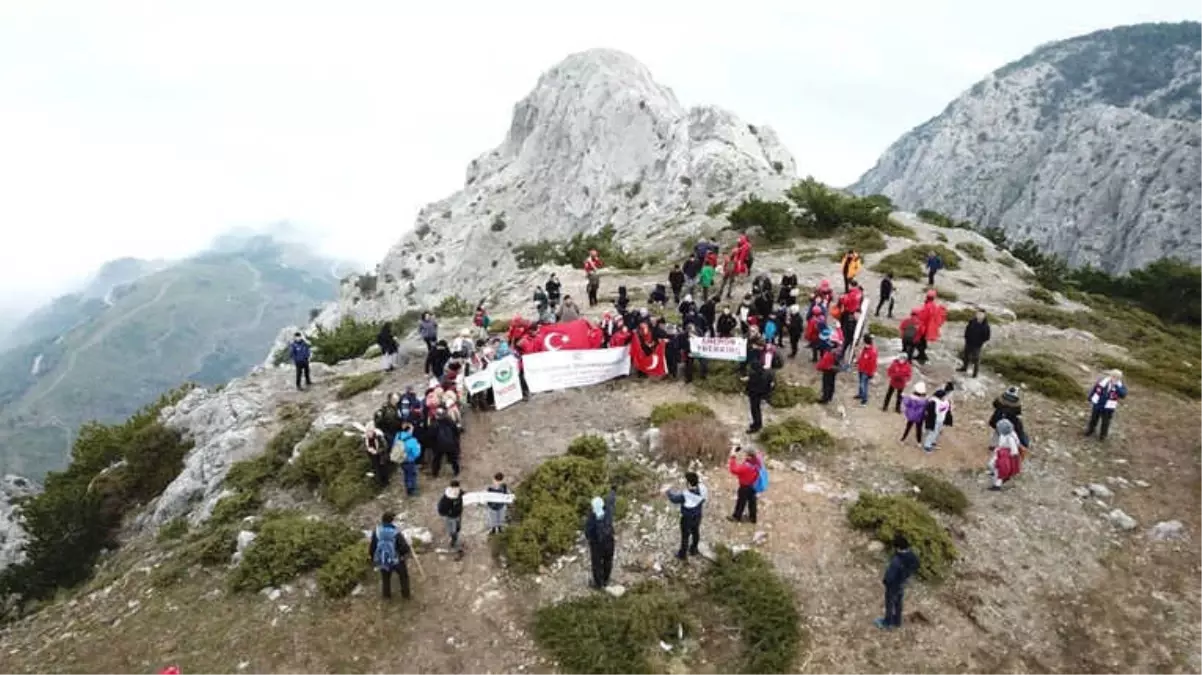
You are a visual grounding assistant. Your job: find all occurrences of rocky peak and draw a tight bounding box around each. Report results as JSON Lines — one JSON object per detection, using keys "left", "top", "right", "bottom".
{"left": 320, "top": 48, "right": 795, "bottom": 326}
{"left": 851, "top": 22, "right": 1201, "bottom": 274}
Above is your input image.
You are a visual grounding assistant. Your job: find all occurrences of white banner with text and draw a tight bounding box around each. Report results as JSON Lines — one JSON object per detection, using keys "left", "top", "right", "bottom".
{"left": 521, "top": 347, "right": 631, "bottom": 393}
{"left": 688, "top": 336, "right": 747, "bottom": 362}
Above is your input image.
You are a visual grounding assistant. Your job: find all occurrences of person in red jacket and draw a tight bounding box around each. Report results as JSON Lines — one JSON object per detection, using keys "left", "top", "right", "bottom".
{"left": 584, "top": 249, "right": 605, "bottom": 307}
{"left": 726, "top": 445, "right": 760, "bottom": 524}
{"left": 817, "top": 344, "right": 840, "bottom": 404}
{"left": 898, "top": 309, "right": 925, "bottom": 362}
{"left": 804, "top": 306, "right": 825, "bottom": 362}
{"left": 856, "top": 335, "right": 879, "bottom": 406}
{"left": 914, "top": 289, "right": 946, "bottom": 364}
{"left": 881, "top": 353, "right": 912, "bottom": 413}
{"left": 609, "top": 323, "right": 632, "bottom": 348}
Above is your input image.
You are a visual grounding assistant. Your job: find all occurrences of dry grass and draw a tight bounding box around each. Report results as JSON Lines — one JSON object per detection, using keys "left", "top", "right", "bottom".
{"left": 658, "top": 417, "right": 729, "bottom": 465}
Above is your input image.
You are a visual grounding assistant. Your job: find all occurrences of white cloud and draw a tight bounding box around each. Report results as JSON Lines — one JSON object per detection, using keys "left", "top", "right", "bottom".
{"left": 0, "top": 0, "right": 1196, "bottom": 310}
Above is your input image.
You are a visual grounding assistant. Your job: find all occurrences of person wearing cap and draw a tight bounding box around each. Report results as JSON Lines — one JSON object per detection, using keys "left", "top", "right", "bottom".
{"left": 288, "top": 331, "right": 313, "bottom": 391}
{"left": 584, "top": 487, "right": 618, "bottom": 588}
{"left": 957, "top": 308, "right": 991, "bottom": 377}
{"left": 883, "top": 353, "right": 913, "bottom": 413}
{"left": 988, "top": 386, "right": 1028, "bottom": 448}
{"left": 988, "top": 419, "right": 1023, "bottom": 490}
{"left": 1085, "top": 369, "right": 1127, "bottom": 441}
{"left": 900, "top": 382, "right": 928, "bottom": 444}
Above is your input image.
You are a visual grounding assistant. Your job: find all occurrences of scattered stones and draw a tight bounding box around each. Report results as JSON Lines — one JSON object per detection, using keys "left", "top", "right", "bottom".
{"left": 1072, "top": 487, "right": 1090, "bottom": 498}
{"left": 262, "top": 587, "right": 282, "bottom": 601}
{"left": 696, "top": 542, "right": 717, "bottom": 562}
{"left": 350, "top": 584, "right": 364, "bottom": 597}
{"left": 1106, "top": 509, "right": 1138, "bottom": 531}
{"left": 1088, "top": 483, "right": 1114, "bottom": 500}
{"left": 789, "top": 460, "right": 807, "bottom": 473}
{"left": 403, "top": 527, "right": 434, "bottom": 547}
{"left": 604, "top": 584, "right": 627, "bottom": 598}
{"left": 752, "top": 530, "right": 768, "bottom": 545}
{"left": 1149, "top": 520, "right": 1185, "bottom": 541}
{"left": 643, "top": 428, "right": 662, "bottom": 453}
{"left": 866, "top": 540, "right": 885, "bottom": 553}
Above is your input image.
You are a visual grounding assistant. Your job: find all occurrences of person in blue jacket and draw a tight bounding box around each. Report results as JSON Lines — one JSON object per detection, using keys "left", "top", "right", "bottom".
{"left": 289, "top": 332, "right": 312, "bottom": 391}
{"left": 876, "top": 533, "right": 920, "bottom": 630}
{"left": 1085, "top": 369, "right": 1128, "bottom": 441}
{"left": 666, "top": 472, "right": 708, "bottom": 560}
{"left": 393, "top": 422, "right": 423, "bottom": 496}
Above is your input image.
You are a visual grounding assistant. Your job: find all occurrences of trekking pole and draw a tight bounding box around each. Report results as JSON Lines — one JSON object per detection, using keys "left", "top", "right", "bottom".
{"left": 410, "top": 551, "right": 427, "bottom": 579}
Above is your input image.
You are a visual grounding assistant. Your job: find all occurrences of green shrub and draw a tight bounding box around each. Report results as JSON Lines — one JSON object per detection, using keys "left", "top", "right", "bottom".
{"left": 1095, "top": 354, "right": 1201, "bottom": 399}
{"left": 768, "top": 382, "right": 819, "bottom": 408}
{"left": 1026, "top": 286, "right": 1056, "bottom": 304}
{"left": 659, "top": 416, "right": 729, "bottom": 465}
{"left": 157, "top": 517, "right": 189, "bottom": 543}
{"left": 871, "top": 245, "right": 962, "bottom": 281}
{"left": 317, "top": 541, "right": 369, "bottom": 598}
{"left": 996, "top": 255, "right": 1016, "bottom": 268}
{"left": 787, "top": 178, "right": 911, "bottom": 239}
{"left": 513, "top": 224, "right": 650, "bottom": 271}
{"left": 435, "top": 294, "right": 473, "bottom": 317}
{"left": 847, "top": 492, "right": 958, "bottom": 581}
{"left": 870, "top": 321, "right": 899, "bottom": 339}
{"left": 706, "top": 201, "right": 727, "bottom": 217}
{"left": 955, "top": 241, "right": 987, "bottom": 261}
{"left": 229, "top": 514, "right": 361, "bottom": 592}
{"left": 903, "top": 471, "right": 969, "bottom": 516}
{"left": 336, "top": 371, "right": 385, "bottom": 400}
{"left": 649, "top": 401, "right": 715, "bottom": 426}
{"left": 271, "top": 347, "right": 290, "bottom": 367}
{"left": 209, "top": 490, "right": 262, "bottom": 525}
{"left": 226, "top": 414, "right": 312, "bottom": 493}
{"left": 504, "top": 456, "right": 608, "bottom": 573}
{"left": 840, "top": 226, "right": 887, "bottom": 254}
{"left": 694, "top": 361, "right": 745, "bottom": 395}
{"left": 759, "top": 417, "right": 834, "bottom": 455}
{"left": 566, "top": 434, "right": 609, "bottom": 461}
{"left": 533, "top": 582, "right": 689, "bottom": 674}
{"left": 706, "top": 548, "right": 803, "bottom": 673}
{"left": 916, "top": 209, "right": 973, "bottom": 230}
{"left": 727, "top": 195, "right": 795, "bottom": 243}
{"left": 935, "top": 232, "right": 949, "bottom": 243}
{"left": 309, "top": 317, "right": 384, "bottom": 365}
{"left": 935, "top": 286, "right": 959, "bottom": 302}
{"left": 490, "top": 215, "right": 507, "bottom": 232}
{"left": 185, "top": 524, "right": 239, "bottom": 567}
{"left": 980, "top": 352, "right": 1080, "bottom": 401}
{"left": 488, "top": 318, "right": 511, "bottom": 335}
{"left": 287, "top": 429, "right": 378, "bottom": 511}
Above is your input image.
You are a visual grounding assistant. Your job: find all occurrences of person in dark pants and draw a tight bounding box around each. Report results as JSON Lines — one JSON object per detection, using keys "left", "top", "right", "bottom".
{"left": 1085, "top": 369, "right": 1127, "bottom": 441}
{"left": 816, "top": 345, "right": 839, "bottom": 404}
{"left": 668, "top": 264, "right": 685, "bottom": 305}
{"left": 289, "top": 332, "right": 313, "bottom": 390}
{"left": 875, "top": 273, "right": 895, "bottom": 318}
{"left": 682, "top": 324, "right": 708, "bottom": 383}
{"left": 745, "top": 340, "right": 773, "bottom": 433}
{"left": 584, "top": 487, "right": 617, "bottom": 589}
{"left": 876, "top": 534, "right": 919, "bottom": 629}
{"left": 925, "top": 251, "right": 943, "bottom": 286}
{"left": 727, "top": 446, "right": 760, "bottom": 524}
{"left": 957, "top": 309, "right": 991, "bottom": 378}
{"left": 430, "top": 407, "right": 461, "bottom": 478}
{"left": 364, "top": 425, "right": 391, "bottom": 487}
{"left": 437, "top": 480, "right": 465, "bottom": 560}
{"left": 369, "top": 511, "right": 412, "bottom": 600}
{"left": 666, "top": 472, "right": 707, "bottom": 560}
{"left": 419, "top": 312, "right": 439, "bottom": 373}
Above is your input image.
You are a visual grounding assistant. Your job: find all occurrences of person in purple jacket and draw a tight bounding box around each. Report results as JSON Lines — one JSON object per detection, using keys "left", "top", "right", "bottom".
{"left": 900, "top": 382, "right": 928, "bottom": 445}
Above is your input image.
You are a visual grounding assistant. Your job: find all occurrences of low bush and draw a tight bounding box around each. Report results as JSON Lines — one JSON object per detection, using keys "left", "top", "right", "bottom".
{"left": 1026, "top": 286, "right": 1056, "bottom": 304}
{"left": 157, "top": 517, "right": 189, "bottom": 543}
{"left": 435, "top": 294, "right": 473, "bottom": 317}
{"left": 607, "top": 459, "right": 655, "bottom": 497}
{"left": 935, "top": 286, "right": 959, "bottom": 302}
{"left": 185, "top": 524, "right": 239, "bottom": 567}
{"left": 504, "top": 456, "right": 608, "bottom": 573}
{"left": 514, "top": 224, "right": 651, "bottom": 271}
{"left": 533, "top": 582, "right": 690, "bottom": 674}
{"left": 566, "top": 434, "right": 609, "bottom": 461}
{"left": 659, "top": 417, "right": 729, "bottom": 465}
{"left": 706, "top": 201, "right": 727, "bottom": 217}
{"left": 694, "top": 362, "right": 745, "bottom": 395}
{"left": 903, "top": 471, "right": 969, "bottom": 516}
{"left": 955, "top": 241, "right": 987, "bottom": 261}
{"left": 706, "top": 548, "right": 803, "bottom": 673}
{"left": 336, "top": 371, "right": 385, "bottom": 400}
{"left": 759, "top": 417, "right": 834, "bottom": 455}
{"left": 871, "top": 245, "right": 962, "bottom": 281}
{"left": 916, "top": 209, "right": 973, "bottom": 230}
{"left": 935, "top": 232, "right": 948, "bottom": 243}
{"left": 225, "top": 413, "right": 313, "bottom": 493}
{"left": 847, "top": 492, "right": 958, "bottom": 581}
{"left": 980, "top": 352, "right": 1080, "bottom": 401}
{"left": 309, "top": 317, "right": 384, "bottom": 365}
{"left": 209, "top": 490, "right": 262, "bottom": 525}
{"left": 996, "top": 254, "right": 1017, "bottom": 268}
{"left": 317, "top": 541, "right": 369, "bottom": 598}
{"left": 286, "top": 429, "right": 378, "bottom": 511}
{"left": 488, "top": 318, "right": 511, "bottom": 335}
{"left": 840, "top": 227, "right": 887, "bottom": 254}
{"left": 229, "top": 514, "right": 361, "bottom": 592}
{"left": 769, "top": 382, "right": 819, "bottom": 408}
{"left": 870, "top": 321, "right": 899, "bottom": 339}
{"left": 649, "top": 401, "right": 715, "bottom": 426}
{"left": 728, "top": 195, "right": 795, "bottom": 244}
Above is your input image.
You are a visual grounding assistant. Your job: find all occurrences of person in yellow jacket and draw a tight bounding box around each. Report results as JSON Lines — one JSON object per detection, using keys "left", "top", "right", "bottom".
{"left": 840, "top": 249, "right": 863, "bottom": 293}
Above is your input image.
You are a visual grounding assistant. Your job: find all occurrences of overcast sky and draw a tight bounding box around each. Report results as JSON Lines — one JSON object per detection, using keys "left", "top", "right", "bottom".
{"left": 1, "top": 0, "right": 1197, "bottom": 313}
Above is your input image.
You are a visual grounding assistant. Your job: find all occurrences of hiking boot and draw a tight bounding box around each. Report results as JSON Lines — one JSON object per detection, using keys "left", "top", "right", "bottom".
{"left": 873, "top": 618, "right": 894, "bottom": 630}
{"left": 688, "top": 548, "right": 700, "bottom": 557}
{"left": 726, "top": 515, "right": 741, "bottom": 523}
{"left": 988, "top": 485, "right": 1002, "bottom": 492}
{"left": 675, "top": 551, "right": 687, "bottom": 561}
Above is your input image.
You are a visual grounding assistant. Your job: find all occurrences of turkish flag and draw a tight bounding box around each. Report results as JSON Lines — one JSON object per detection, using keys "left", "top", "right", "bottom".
{"left": 630, "top": 333, "right": 668, "bottom": 377}
{"left": 529, "top": 319, "right": 602, "bottom": 353}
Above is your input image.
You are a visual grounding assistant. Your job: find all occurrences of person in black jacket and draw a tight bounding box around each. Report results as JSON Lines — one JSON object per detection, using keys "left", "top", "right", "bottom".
{"left": 664, "top": 325, "right": 681, "bottom": 378}
{"left": 668, "top": 265, "right": 685, "bottom": 305}
{"left": 377, "top": 322, "right": 400, "bottom": 372}
{"left": 715, "top": 307, "right": 738, "bottom": 338}
{"left": 437, "top": 480, "right": 465, "bottom": 560}
{"left": 876, "top": 534, "right": 920, "bottom": 630}
{"left": 786, "top": 305, "right": 805, "bottom": 357}
{"left": 698, "top": 296, "right": 718, "bottom": 336}
{"left": 682, "top": 255, "right": 702, "bottom": 295}
{"left": 545, "top": 273, "right": 562, "bottom": 309}
{"left": 666, "top": 472, "right": 708, "bottom": 560}
{"left": 584, "top": 487, "right": 617, "bottom": 589}
{"left": 875, "top": 273, "right": 895, "bottom": 318}
{"left": 369, "top": 511, "right": 413, "bottom": 599}
{"left": 681, "top": 323, "right": 708, "bottom": 383}
{"left": 430, "top": 407, "right": 461, "bottom": 478}
{"left": 957, "top": 309, "right": 991, "bottom": 377}
{"left": 777, "top": 269, "right": 798, "bottom": 305}
{"left": 745, "top": 338, "right": 774, "bottom": 433}
{"left": 430, "top": 340, "right": 451, "bottom": 379}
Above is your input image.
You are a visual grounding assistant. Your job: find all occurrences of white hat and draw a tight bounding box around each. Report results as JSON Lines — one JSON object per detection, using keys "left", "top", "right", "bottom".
{"left": 428, "top": 378, "right": 440, "bottom": 390}
{"left": 913, "top": 382, "right": 927, "bottom": 395}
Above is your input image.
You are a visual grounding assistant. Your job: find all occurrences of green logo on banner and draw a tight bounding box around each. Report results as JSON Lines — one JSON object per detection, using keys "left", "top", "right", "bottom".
{"left": 494, "top": 362, "right": 515, "bottom": 384}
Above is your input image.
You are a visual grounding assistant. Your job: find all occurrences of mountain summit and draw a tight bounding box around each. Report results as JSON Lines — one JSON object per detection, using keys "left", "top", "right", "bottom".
{"left": 324, "top": 48, "right": 795, "bottom": 323}
{"left": 852, "top": 22, "right": 1201, "bottom": 273}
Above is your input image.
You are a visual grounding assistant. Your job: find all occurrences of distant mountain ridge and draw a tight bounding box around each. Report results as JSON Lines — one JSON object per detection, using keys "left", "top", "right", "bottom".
{"left": 0, "top": 231, "right": 345, "bottom": 478}
{"left": 851, "top": 21, "right": 1202, "bottom": 274}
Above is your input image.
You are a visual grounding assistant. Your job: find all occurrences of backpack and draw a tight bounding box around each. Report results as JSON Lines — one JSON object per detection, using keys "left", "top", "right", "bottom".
{"left": 902, "top": 322, "right": 919, "bottom": 343}
{"left": 753, "top": 461, "right": 769, "bottom": 494}
{"left": 373, "top": 524, "right": 400, "bottom": 569}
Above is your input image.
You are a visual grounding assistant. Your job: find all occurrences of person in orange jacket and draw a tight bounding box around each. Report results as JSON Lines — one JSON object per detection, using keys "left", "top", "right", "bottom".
{"left": 856, "top": 335, "right": 879, "bottom": 406}
{"left": 882, "top": 353, "right": 913, "bottom": 413}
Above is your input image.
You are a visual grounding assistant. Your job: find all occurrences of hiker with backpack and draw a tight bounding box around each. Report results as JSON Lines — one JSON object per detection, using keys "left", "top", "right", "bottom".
{"left": 473, "top": 304, "right": 491, "bottom": 340}
{"left": 393, "top": 422, "right": 422, "bottom": 496}
{"left": 420, "top": 312, "right": 439, "bottom": 374}
{"left": 437, "top": 480, "right": 465, "bottom": 560}
{"left": 289, "top": 332, "right": 313, "bottom": 391}
{"left": 584, "top": 486, "right": 618, "bottom": 589}
{"left": 377, "top": 322, "right": 400, "bottom": 372}
{"left": 486, "top": 472, "right": 509, "bottom": 535}
{"left": 925, "top": 251, "right": 943, "bottom": 286}
{"left": 727, "top": 446, "right": 762, "bottom": 524}
{"left": 875, "top": 533, "right": 919, "bottom": 630}
{"left": 1085, "top": 369, "right": 1127, "bottom": 441}
{"left": 369, "top": 511, "right": 413, "bottom": 600}
{"left": 988, "top": 386, "right": 1029, "bottom": 449}
{"left": 666, "top": 472, "right": 708, "bottom": 560}
{"left": 816, "top": 337, "right": 841, "bottom": 404}
{"left": 900, "top": 382, "right": 928, "bottom": 444}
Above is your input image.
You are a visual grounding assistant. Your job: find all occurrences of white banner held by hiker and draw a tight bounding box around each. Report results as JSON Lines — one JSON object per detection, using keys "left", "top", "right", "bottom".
{"left": 521, "top": 346, "right": 631, "bottom": 393}
{"left": 490, "top": 356, "right": 523, "bottom": 410}
{"left": 688, "top": 336, "right": 747, "bottom": 362}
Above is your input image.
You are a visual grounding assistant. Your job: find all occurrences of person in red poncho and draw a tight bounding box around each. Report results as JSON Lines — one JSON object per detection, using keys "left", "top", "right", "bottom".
{"left": 609, "top": 322, "right": 632, "bottom": 347}
{"left": 631, "top": 322, "right": 663, "bottom": 378}
{"left": 898, "top": 309, "right": 925, "bottom": 362}
{"left": 914, "top": 289, "right": 947, "bottom": 364}
{"left": 730, "top": 235, "right": 752, "bottom": 276}
{"left": 881, "top": 353, "right": 912, "bottom": 413}
{"left": 804, "top": 306, "right": 825, "bottom": 362}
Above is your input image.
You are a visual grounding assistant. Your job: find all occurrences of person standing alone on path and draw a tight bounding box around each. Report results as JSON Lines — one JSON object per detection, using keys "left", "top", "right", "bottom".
{"left": 925, "top": 251, "right": 943, "bottom": 286}
{"left": 584, "top": 249, "right": 604, "bottom": 307}
{"left": 437, "top": 480, "right": 465, "bottom": 561}
{"left": 377, "top": 322, "right": 400, "bottom": 372}
{"left": 727, "top": 446, "right": 761, "bottom": 524}
{"left": 668, "top": 264, "right": 685, "bottom": 305}
{"left": 1085, "top": 369, "right": 1127, "bottom": 441}
{"left": 875, "top": 534, "right": 919, "bottom": 630}
{"left": 745, "top": 337, "right": 774, "bottom": 433}
{"left": 856, "top": 335, "right": 879, "bottom": 406}
{"left": 289, "top": 332, "right": 313, "bottom": 391}
{"left": 419, "top": 312, "right": 438, "bottom": 374}
{"left": 876, "top": 272, "right": 895, "bottom": 318}
{"left": 486, "top": 472, "right": 509, "bottom": 535}
{"left": 957, "top": 309, "right": 991, "bottom": 377}
{"left": 666, "top": 472, "right": 707, "bottom": 560}
{"left": 369, "top": 511, "right": 412, "bottom": 600}
{"left": 584, "top": 487, "right": 617, "bottom": 589}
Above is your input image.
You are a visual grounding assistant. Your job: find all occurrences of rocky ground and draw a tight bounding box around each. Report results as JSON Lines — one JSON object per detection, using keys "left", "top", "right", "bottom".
{"left": 0, "top": 218, "right": 1198, "bottom": 674}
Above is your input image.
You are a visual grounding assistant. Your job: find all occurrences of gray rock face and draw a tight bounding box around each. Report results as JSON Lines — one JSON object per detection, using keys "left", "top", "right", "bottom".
{"left": 852, "top": 22, "right": 1201, "bottom": 274}
{"left": 319, "top": 48, "right": 795, "bottom": 326}
{"left": 0, "top": 474, "right": 39, "bottom": 572}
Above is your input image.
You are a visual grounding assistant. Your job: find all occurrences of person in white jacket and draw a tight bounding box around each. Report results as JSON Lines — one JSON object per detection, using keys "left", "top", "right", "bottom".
{"left": 665, "top": 471, "right": 708, "bottom": 560}
{"left": 988, "top": 419, "right": 1023, "bottom": 490}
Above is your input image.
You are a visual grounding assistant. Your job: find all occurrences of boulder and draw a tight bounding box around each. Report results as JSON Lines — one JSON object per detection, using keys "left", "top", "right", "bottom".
{"left": 1107, "top": 509, "right": 1138, "bottom": 531}
{"left": 1088, "top": 483, "right": 1114, "bottom": 500}
{"left": 1149, "top": 520, "right": 1186, "bottom": 541}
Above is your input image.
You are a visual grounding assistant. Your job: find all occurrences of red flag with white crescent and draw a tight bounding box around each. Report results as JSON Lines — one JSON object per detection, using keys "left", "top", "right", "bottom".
{"left": 630, "top": 328, "right": 668, "bottom": 377}
{"left": 529, "top": 319, "right": 598, "bottom": 353}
